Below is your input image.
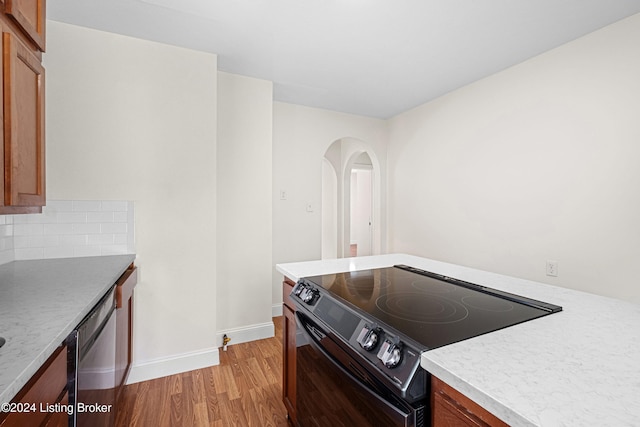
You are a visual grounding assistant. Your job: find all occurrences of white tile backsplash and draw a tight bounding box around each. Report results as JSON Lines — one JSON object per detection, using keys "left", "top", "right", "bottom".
{"left": 72, "top": 200, "right": 103, "bottom": 212}
{"left": 46, "top": 200, "right": 74, "bottom": 212}
{"left": 57, "top": 212, "right": 88, "bottom": 223}
{"left": 0, "top": 217, "right": 13, "bottom": 263}
{"left": 0, "top": 200, "right": 135, "bottom": 264}
{"left": 72, "top": 223, "right": 101, "bottom": 235}
{"left": 87, "top": 212, "right": 115, "bottom": 223}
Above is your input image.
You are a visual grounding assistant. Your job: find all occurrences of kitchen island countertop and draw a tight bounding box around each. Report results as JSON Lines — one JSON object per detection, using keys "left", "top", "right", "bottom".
{"left": 0, "top": 254, "right": 136, "bottom": 404}
{"left": 276, "top": 254, "right": 640, "bottom": 426}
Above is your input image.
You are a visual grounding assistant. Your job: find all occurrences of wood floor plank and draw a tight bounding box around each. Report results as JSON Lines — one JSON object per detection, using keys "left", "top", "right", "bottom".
{"left": 169, "top": 389, "right": 184, "bottom": 426}
{"left": 180, "top": 372, "right": 197, "bottom": 426}
{"left": 115, "top": 317, "right": 288, "bottom": 426}
{"left": 261, "top": 355, "right": 280, "bottom": 385}
{"left": 221, "top": 364, "right": 242, "bottom": 400}
{"left": 242, "top": 357, "right": 270, "bottom": 389}
{"left": 193, "top": 401, "right": 210, "bottom": 426}
{"left": 169, "top": 370, "right": 183, "bottom": 394}
{"left": 249, "top": 386, "right": 289, "bottom": 427}
{"left": 202, "top": 367, "right": 222, "bottom": 423}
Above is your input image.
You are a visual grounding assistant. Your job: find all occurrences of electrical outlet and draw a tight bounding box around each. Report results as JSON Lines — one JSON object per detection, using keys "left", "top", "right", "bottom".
{"left": 546, "top": 260, "right": 558, "bottom": 277}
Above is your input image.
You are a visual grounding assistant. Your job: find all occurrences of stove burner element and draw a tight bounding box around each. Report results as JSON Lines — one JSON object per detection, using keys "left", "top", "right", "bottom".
{"left": 375, "top": 292, "right": 469, "bottom": 324}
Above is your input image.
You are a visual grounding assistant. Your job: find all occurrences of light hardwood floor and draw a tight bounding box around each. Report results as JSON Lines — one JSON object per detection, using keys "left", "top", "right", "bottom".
{"left": 115, "top": 317, "right": 289, "bottom": 426}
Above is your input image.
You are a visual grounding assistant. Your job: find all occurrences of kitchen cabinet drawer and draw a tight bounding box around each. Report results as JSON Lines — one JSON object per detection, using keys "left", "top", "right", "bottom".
{"left": 431, "top": 376, "right": 508, "bottom": 427}
{"left": 0, "top": 344, "right": 67, "bottom": 427}
{"left": 3, "top": 0, "right": 45, "bottom": 51}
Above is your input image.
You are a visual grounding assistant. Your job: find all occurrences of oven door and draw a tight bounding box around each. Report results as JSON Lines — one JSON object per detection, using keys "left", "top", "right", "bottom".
{"left": 295, "top": 311, "right": 426, "bottom": 427}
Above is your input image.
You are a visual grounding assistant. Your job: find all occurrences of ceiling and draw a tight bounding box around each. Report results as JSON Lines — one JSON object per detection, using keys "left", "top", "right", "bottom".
{"left": 48, "top": 0, "right": 640, "bottom": 119}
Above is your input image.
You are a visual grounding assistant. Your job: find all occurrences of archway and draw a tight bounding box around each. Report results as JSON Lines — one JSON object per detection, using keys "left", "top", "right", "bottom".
{"left": 322, "top": 138, "right": 382, "bottom": 259}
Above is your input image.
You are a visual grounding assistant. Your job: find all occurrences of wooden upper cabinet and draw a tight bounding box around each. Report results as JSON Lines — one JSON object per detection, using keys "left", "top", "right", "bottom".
{"left": 2, "top": 30, "right": 45, "bottom": 210}
{"left": 4, "top": 0, "right": 45, "bottom": 52}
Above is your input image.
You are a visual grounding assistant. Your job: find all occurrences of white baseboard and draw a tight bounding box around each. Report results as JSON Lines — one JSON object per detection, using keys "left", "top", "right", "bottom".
{"left": 126, "top": 321, "right": 276, "bottom": 384}
{"left": 126, "top": 347, "right": 220, "bottom": 385}
{"left": 272, "top": 303, "right": 283, "bottom": 317}
{"left": 216, "top": 321, "right": 275, "bottom": 348}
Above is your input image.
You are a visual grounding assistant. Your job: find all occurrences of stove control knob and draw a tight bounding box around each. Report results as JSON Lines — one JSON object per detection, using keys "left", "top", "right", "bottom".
{"left": 377, "top": 339, "right": 403, "bottom": 369}
{"left": 356, "top": 325, "right": 380, "bottom": 351}
{"left": 293, "top": 283, "right": 306, "bottom": 297}
{"left": 301, "top": 287, "right": 319, "bottom": 305}
{"left": 384, "top": 346, "right": 402, "bottom": 369}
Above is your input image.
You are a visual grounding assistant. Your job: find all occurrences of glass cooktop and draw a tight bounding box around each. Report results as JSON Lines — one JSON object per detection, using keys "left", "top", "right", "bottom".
{"left": 303, "top": 265, "right": 562, "bottom": 350}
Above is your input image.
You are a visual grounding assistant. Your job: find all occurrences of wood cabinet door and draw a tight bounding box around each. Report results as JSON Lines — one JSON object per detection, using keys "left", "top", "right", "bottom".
{"left": 2, "top": 30, "right": 45, "bottom": 208}
{"left": 282, "top": 278, "right": 297, "bottom": 424}
{"left": 0, "top": 22, "right": 4, "bottom": 201}
{"left": 0, "top": 345, "right": 66, "bottom": 427}
{"left": 282, "top": 304, "right": 297, "bottom": 425}
{"left": 115, "top": 266, "right": 137, "bottom": 403}
{"left": 4, "top": 0, "right": 45, "bottom": 51}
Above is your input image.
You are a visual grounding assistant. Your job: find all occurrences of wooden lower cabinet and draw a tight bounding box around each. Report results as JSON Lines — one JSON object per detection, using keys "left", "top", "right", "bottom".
{"left": 115, "top": 263, "right": 137, "bottom": 405}
{"left": 0, "top": 344, "right": 68, "bottom": 427}
{"left": 431, "top": 376, "right": 509, "bottom": 427}
{"left": 42, "top": 391, "right": 68, "bottom": 427}
{"left": 282, "top": 278, "right": 297, "bottom": 426}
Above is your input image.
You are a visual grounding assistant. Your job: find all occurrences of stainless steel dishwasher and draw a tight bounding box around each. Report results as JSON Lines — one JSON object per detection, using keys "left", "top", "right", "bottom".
{"left": 70, "top": 285, "right": 117, "bottom": 427}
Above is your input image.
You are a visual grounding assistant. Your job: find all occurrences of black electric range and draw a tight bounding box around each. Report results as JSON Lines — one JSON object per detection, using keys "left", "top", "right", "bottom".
{"left": 303, "top": 264, "right": 562, "bottom": 350}
{"left": 292, "top": 264, "right": 562, "bottom": 404}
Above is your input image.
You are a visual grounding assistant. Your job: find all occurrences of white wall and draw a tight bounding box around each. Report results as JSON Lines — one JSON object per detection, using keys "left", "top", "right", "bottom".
{"left": 321, "top": 158, "right": 338, "bottom": 259}
{"left": 216, "top": 72, "right": 274, "bottom": 340}
{"left": 351, "top": 168, "right": 373, "bottom": 256}
{"left": 388, "top": 14, "right": 640, "bottom": 304}
{"left": 44, "top": 21, "right": 219, "bottom": 380}
{"left": 272, "top": 102, "right": 388, "bottom": 304}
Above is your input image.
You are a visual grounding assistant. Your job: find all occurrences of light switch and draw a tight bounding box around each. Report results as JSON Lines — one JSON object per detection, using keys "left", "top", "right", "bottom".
{"left": 306, "top": 202, "right": 313, "bottom": 212}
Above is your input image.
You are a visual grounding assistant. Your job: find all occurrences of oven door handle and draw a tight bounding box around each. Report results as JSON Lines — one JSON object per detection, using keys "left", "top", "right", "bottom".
{"left": 295, "top": 311, "right": 414, "bottom": 424}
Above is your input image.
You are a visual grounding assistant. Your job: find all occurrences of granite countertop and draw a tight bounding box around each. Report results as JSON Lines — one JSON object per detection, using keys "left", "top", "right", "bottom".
{"left": 0, "top": 254, "right": 136, "bottom": 404}
{"left": 276, "top": 254, "right": 640, "bottom": 427}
